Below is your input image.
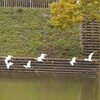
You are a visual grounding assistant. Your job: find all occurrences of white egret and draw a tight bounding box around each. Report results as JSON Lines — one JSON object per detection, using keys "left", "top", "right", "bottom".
{"left": 35, "top": 57, "right": 43, "bottom": 62}
{"left": 23, "top": 60, "right": 31, "bottom": 68}
{"left": 84, "top": 53, "right": 94, "bottom": 61}
{"left": 69, "top": 57, "right": 77, "bottom": 66}
{"left": 39, "top": 53, "right": 46, "bottom": 59}
{"left": 35, "top": 53, "right": 46, "bottom": 62}
{"left": 4, "top": 55, "right": 13, "bottom": 64}
{"left": 6, "top": 62, "right": 13, "bottom": 69}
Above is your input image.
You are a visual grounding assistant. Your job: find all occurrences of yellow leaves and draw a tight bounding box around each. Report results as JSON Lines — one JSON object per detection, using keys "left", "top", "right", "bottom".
{"left": 49, "top": 0, "right": 100, "bottom": 29}
{"left": 49, "top": 1, "right": 83, "bottom": 29}
{"left": 81, "top": 0, "right": 100, "bottom": 19}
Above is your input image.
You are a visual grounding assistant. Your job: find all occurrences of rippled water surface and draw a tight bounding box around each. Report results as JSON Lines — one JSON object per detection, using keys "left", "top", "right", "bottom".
{"left": 0, "top": 73, "right": 99, "bottom": 100}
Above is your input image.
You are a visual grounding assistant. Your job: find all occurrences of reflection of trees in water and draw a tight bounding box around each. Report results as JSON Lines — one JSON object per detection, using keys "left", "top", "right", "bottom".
{"left": 80, "top": 77, "right": 98, "bottom": 100}
{"left": 0, "top": 73, "right": 99, "bottom": 100}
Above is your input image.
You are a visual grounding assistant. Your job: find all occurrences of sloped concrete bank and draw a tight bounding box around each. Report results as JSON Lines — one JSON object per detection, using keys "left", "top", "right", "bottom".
{"left": 0, "top": 57, "right": 100, "bottom": 75}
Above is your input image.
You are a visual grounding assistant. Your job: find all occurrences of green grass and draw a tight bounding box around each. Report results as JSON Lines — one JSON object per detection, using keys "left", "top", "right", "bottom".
{"left": 0, "top": 8, "right": 82, "bottom": 58}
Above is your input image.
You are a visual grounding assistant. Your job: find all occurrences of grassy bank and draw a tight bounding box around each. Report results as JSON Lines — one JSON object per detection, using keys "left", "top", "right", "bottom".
{"left": 0, "top": 8, "right": 82, "bottom": 58}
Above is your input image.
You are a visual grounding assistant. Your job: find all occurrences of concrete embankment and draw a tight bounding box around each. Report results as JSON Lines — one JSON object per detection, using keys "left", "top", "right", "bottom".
{"left": 0, "top": 57, "right": 100, "bottom": 75}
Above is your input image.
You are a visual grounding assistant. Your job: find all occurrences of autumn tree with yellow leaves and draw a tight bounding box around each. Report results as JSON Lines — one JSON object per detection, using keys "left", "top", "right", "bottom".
{"left": 49, "top": 0, "right": 100, "bottom": 29}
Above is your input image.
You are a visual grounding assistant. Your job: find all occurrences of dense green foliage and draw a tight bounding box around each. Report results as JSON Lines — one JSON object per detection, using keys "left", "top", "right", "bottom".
{"left": 0, "top": 8, "right": 82, "bottom": 58}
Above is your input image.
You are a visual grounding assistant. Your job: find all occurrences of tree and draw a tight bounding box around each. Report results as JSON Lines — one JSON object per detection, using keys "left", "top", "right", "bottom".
{"left": 49, "top": 0, "right": 100, "bottom": 29}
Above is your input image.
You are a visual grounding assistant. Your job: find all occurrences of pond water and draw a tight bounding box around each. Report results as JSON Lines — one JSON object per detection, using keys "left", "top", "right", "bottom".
{"left": 0, "top": 73, "right": 99, "bottom": 100}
